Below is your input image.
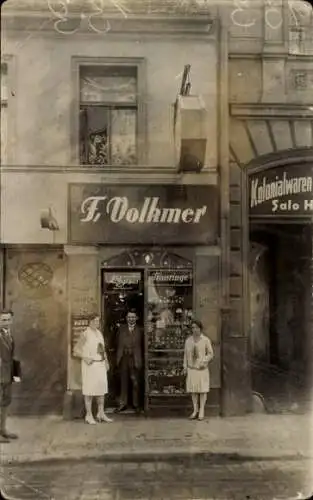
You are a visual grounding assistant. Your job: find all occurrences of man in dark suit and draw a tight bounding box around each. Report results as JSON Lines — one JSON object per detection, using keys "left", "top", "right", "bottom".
{"left": 0, "top": 309, "right": 18, "bottom": 443}
{"left": 116, "top": 309, "right": 142, "bottom": 413}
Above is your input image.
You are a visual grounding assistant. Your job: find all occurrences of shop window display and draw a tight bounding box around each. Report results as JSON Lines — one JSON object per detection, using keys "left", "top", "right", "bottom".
{"left": 147, "top": 269, "right": 193, "bottom": 399}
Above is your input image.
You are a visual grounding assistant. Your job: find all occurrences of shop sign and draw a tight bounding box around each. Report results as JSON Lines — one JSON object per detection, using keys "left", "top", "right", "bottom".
{"left": 104, "top": 272, "right": 141, "bottom": 288}
{"left": 249, "top": 163, "right": 313, "bottom": 218}
{"left": 149, "top": 270, "right": 192, "bottom": 285}
{"left": 71, "top": 315, "right": 91, "bottom": 358}
{"left": 69, "top": 184, "right": 218, "bottom": 245}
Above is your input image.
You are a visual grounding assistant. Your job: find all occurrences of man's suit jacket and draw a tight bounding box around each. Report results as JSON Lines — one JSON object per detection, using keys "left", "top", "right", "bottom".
{"left": 116, "top": 324, "right": 142, "bottom": 369}
{"left": 0, "top": 328, "right": 14, "bottom": 384}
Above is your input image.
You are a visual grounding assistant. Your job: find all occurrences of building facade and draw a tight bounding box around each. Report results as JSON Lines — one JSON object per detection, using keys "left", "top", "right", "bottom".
{"left": 228, "top": 0, "right": 313, "bottom": 412}
{"left": 1, "top": 0, "right": 312, "bottom": 417}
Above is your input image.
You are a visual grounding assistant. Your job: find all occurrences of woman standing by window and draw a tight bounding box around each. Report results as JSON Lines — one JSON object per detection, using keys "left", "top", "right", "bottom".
{"left": 75, "top": 314, "right": 113, "bottom": 425}
{"left": 183, "top": 319, "right": 214, "bottom": 421}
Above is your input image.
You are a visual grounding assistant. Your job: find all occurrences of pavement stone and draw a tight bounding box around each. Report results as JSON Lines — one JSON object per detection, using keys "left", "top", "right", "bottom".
{"left": 1, "top": 457, "right": 312, "bottom": 500}
{"left": 1, "top": 413, "right": 313, "bottom": 465}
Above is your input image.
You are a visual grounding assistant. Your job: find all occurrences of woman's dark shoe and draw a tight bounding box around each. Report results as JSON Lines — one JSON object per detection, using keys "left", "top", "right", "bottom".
{"left": 189, "top": 411, "right": 198, "bottom": 420}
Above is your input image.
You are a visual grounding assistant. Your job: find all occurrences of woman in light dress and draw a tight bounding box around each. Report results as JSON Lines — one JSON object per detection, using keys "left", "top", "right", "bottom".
{"left": 75, "top": 314, "right": 113, "bottom": 425}
{"left": 183, "top": 319, "right": 214, "bottom": 421}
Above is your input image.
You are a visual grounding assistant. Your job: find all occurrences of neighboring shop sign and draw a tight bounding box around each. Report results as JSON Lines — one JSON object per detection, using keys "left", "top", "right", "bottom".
{"left": 68, "top": 184, "right": 218, "bottom": 245}
{"left": 249, "top": 163, "right": 313, "bottom": 218}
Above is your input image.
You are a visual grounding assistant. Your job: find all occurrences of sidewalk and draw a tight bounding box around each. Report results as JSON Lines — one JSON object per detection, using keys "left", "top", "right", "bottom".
{"left": 1, "top": 413, "right": 313, "bottom": 465}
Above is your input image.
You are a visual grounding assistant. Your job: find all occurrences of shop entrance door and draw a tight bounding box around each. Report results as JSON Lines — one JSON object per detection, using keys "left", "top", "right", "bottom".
{"left": 101, "top": 269, "right": 145, "bottom": 410}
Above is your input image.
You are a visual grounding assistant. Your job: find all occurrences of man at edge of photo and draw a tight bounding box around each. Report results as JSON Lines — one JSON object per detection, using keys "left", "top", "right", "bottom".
{"left": 0, "top": 309, "right": 19, "bottom": 443}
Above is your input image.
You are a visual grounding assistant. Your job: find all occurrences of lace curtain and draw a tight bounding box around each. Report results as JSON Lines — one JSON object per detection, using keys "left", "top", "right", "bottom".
{"left": 79, "top": 71, "right": 137, "bottom": 165}
{"left": 80, "top": 75, "right": 137, "bottom": 104}
{"left": 111, "top": 109, "right": 136, "bottom": 165}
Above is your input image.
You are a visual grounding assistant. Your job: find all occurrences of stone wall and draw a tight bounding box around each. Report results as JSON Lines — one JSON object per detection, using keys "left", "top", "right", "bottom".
{"left": 5, "top": 247, "right": 67, "bottom": 414}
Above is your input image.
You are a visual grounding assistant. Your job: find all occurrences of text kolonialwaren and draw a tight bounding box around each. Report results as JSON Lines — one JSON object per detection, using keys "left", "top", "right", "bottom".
{"left": 250, "top": 171, "right": 313, "bottom": 212}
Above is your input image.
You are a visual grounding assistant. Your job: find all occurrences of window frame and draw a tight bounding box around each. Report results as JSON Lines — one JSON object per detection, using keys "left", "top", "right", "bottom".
{"left": 71, "top": 57, "right": 147, "bottom": 167}
{"left": 1, "top": 55, "right": 15, "bottom": 165}
{"left": 286, "top": 3, "right": 313, "bottom": 56}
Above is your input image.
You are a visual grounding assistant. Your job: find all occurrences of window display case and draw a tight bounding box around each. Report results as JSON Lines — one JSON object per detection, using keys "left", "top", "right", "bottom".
{"left": 146, "top": 269, "right": 193, "bottom": 409}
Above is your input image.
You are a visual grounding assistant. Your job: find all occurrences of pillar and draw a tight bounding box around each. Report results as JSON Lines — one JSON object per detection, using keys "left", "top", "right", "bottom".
{"left": 63, "top": 245, "right": 99, "bottom": 419}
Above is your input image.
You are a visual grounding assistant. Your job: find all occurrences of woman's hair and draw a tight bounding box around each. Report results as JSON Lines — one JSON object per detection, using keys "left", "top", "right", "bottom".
{"left": 190, "top": 319, "right": 203, "bottom": 331}
{"left": 89, "top": 313, "right": 100, "bottom": 323}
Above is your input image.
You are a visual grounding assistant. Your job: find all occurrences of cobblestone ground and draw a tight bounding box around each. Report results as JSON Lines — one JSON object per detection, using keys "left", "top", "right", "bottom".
{"left": 1, "top": 456, "right": 312, "bottom": 500}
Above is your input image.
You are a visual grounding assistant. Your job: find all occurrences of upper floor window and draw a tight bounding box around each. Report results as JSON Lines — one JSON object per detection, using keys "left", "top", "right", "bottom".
{"left": 79, "top": 64, "right": 138, "bottom": 166}
{"left": 1, "top": 62, "right": 8, "bottom": 164}
{"left": 288, "top": 1, "right": 313, "bottom": 55}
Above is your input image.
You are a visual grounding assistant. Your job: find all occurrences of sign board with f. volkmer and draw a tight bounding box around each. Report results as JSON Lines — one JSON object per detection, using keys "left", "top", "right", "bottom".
{"left": 68, "top": 184, "right": 218, "bottom": 245}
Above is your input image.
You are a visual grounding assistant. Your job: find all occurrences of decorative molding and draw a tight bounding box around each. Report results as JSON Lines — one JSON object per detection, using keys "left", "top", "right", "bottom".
{"left": 2, "top": 14, "right": 216, "bottom": 37}
{"left": 289, "top": 69, "right": 313, "bottom": 91}
{"left": 195, "top": 246, "right": 221, "bottom": 256}
{"left": 231, "top": 144, "right": 313, "bottom": 172}
{"left": 2, "top": 0, "right": 216, "bottom": 17}
{"left": 230, "top": 103, "right": 313, "bottom": 119}
{"left": 64, "top": 246, "right": 99, "bottom": 256}
{"left": 230, "top": 114, "right": 313, "bottom": 168}
{"left": 1, "top": 165, "right": 218, "bottom": 185}
{"left": 244, "top": 146, "right": 313, "bottom": 173}
{"left": 102, "top": 248, "right": 193, "bottom": 268}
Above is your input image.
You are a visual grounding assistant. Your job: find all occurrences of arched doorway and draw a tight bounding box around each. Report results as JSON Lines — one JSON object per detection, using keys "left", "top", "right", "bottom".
{"left": 246, "top": 147, "right": 313, "bottom": 413}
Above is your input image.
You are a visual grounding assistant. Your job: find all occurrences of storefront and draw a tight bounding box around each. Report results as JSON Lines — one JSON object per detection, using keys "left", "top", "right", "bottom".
{"left": 65, "top": 182, "right": 221, "bottom": 417}
{"left": 247, "top": 149, "right": 313, "bottom": 411}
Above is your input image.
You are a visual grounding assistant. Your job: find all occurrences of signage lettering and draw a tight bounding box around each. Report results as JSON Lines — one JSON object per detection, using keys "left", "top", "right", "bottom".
{"left": 151, "top": 271, "right": 192, "bottom": 283}
{"left": 69, "top": 184, "right": 218, "bottom": 245}
{"left": 250, "top": 173, "right": 312, "bottom": 208}
{"left": 104, "top": 273, "right": 141, "bottom": 287}
{"left": 249, "top": 164, "right": 313, "bottom": 218}
{"left": 81, "top": 196, "right": 207, "bottom": 225}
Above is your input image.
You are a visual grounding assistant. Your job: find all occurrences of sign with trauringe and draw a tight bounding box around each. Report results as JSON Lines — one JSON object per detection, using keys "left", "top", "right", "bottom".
{"left": 249, "top": 163, "right": 313, "bottom": 219}
{"left": 68, "top": 183, "right": 218, "bottom": 245}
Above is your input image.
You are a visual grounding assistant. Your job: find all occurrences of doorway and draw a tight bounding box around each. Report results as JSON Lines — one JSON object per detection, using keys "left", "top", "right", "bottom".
{"left": 101, "top": 269, "right": 145, "bottom": 410}
{"left": 249, "top": 224, "right": 312, "bottom": 410}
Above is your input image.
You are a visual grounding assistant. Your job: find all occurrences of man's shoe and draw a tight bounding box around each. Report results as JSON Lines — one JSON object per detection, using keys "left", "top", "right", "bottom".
{"left": 115, "top": 405, "right": 127, "bottom": 413}
{"left": 1, "top": 432, "right": 18, "bottom": 439}
{"left": 0, "top": 435, "right": 10, "bottom": 443}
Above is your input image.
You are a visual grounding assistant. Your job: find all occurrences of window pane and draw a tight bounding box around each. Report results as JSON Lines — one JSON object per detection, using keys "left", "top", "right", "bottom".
{"left": 80, "top": 75, "right": 137, "bottom": 103}
{"left": 1, "top": 63, "right": 8, "bottom": 102}
{"left": 80, "top": 65, "right": 137, "bottom": 103}
{"left": 111, "top": 109, "right": 137, "bottom": 165}
{"left": 79, "top": 106, "right": 110, "bottom": 165}
{"left": 288, "top": 2, "right": 313, "bottom": 55}
{"left": 1, "top": 104, "right": 7, "bottom": 163}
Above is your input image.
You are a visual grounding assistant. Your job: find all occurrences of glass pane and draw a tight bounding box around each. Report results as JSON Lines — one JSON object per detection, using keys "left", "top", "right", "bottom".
{"left": 111, "top": 109, "right": 137, "bottom": 165}
{"left": 1, "top": 63, "right": 8, "bottom": 102}
{"left": 146, "top": 269, "right": 193, "bottom": 396}
{"left": 80, "top": 75, "right": 137, "bottom": 103}
{"left": 147, "top": 269, "right": 193, "bottom": 350}
{"left": 1, "top": 104, "right": 7, "bottom": 163}
{"left": 79, "top": 106, "right": 109, "bottom": 165}
{"left": 288, "top": 2, "right": 313, "bottom": 55}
